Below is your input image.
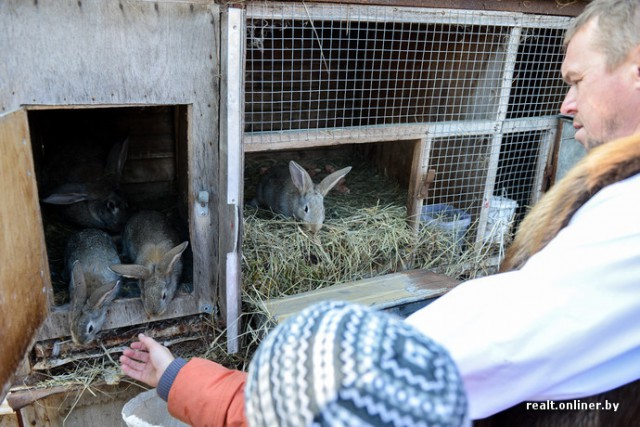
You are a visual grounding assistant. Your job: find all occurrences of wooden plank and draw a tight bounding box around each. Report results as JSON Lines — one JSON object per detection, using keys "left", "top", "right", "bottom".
{"left": 32, "top": 314, "right": 210, "bottom": 371}
{"left": 246, "top": 2, "right": 574, "bottom": 28}
{"left": 407, "top": 138, "right": 427, "bottom": 230}
{"left": 219, "top": 8, "right": 245, "bottom": 353}
{"left": 174, "top": 105, "right": 190, "bottom": 223}
{"left": 1, "top": 1, "right": 219, "bottom": 110}
{"left": 36, "top": 294, "right": 201, "bottom": 342}
{"left": 276, "top": 0, "right": 587, "bottom": 17}
{"left": 244, "top": 124, "right": 429, "bottom": 150}
{"left": 14, "top": 382, "right": 142, "bottom": 426}
{"left": 530, "top": 128, "right": 557, "bottom": 206}
{"left": 0, "top": 410, "right": 18, "bottom": 427}
{"left": 0, "top": 109, "right": 51, "bottom": 402}
{"left": 260, "top": 269, "right": 458, "bottom": 324}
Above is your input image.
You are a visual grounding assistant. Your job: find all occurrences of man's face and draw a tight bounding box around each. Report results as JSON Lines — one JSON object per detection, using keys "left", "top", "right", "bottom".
{"left": 560, "top": 18, "right": 640, "bottom": 150}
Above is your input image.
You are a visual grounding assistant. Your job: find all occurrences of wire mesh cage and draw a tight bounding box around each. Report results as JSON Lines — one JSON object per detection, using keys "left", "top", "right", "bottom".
{"left": 243, "top": 2, "right": 573, "bottom": 252}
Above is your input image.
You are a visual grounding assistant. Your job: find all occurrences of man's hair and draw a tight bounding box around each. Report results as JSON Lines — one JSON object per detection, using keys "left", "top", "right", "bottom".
{"left": 564, "top": 0, "right": 640, "bottom": 70}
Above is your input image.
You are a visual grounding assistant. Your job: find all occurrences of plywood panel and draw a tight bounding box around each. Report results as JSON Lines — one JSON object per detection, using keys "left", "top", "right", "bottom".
{"left": 1, "top": 1, "right": 217, "bottom": 111}
{"left": 0, "top": 110, "right": 50, "bottom": 401}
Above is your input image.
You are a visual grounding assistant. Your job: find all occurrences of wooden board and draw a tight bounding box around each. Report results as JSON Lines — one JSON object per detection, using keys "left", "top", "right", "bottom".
{"left": 13, "top": 382, "right": 142, "bottom": 427}
{"left": 36, "top": 294, "right": 200, "bottom": 342}
{"left": 0, "top": 409, "right": 18, "bottom": 427}
{"left": 285, "top": 0, "right": 587, "bottom": 17}
{"left": 0, "top": 110, "right": 51, "bottom": 402}
{"left": 260, "top": 269, "right": 458, "bottom": 324}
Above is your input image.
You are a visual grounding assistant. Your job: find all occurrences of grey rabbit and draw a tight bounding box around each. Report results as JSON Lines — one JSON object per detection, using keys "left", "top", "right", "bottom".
{"left": 110, "top": 210, "right": 189, "bottom": 317}
{"left": 65, "top": 229, "right": 122, "bottom": 345}
{"left": 42, "top": 137, "right": 129, "bottom": 232}
{"left": 253, "top": 160, "right": 352, "bottom": 233}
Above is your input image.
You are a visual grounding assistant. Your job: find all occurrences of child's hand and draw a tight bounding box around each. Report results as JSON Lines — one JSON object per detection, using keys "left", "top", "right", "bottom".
{"left": 120, "top": 333, "right": 175, "bottom": 388}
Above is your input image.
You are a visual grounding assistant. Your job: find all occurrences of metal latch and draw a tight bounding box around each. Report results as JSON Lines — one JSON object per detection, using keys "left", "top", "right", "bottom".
{"left": 197, "top": 190, "right": 209, "bottom": 217}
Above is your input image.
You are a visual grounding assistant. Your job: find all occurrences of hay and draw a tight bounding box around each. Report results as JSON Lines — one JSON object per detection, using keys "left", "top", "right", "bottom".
{"left": 242, "top": 203, "right": 482, "bottom": 301}
{"left": 240, "top": 156, "right": 498, "bottom": 336}
{"left": 36, "top": 356, "right": 120, "bottom": 390}
{"left": 237, "top": 193, "right": 496, "bottom": 368}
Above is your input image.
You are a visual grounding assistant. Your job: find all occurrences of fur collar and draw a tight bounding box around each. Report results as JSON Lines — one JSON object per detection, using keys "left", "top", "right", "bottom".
{"left": 500, "top": 133, "right": 640, "bottom": 272}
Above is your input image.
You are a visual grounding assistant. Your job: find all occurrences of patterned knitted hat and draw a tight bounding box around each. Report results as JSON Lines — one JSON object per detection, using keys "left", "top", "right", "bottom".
{"left": 245, "top": 301, "right": 469, "bottom": 427}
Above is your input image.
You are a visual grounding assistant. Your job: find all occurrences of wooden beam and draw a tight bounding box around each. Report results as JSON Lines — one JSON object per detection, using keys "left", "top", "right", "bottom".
{"left": 244, "top": 124, "right": 429, "bottom": 151}
{"left": 270, "top": 0, "right": 587, "bottom": 17}
{"left": 419, "top": 169, "right": 437, "bottom": 199}
{"left": 7, "top": 385, "right": 79, "bottom": 411}
{"left": 407, "top": 139, "right": 427, "bottom": 232}
{"left": 32, "top": 314, "right": 212, "bottom": 371}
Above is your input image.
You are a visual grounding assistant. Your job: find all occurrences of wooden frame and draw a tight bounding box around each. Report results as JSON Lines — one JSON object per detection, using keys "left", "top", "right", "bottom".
{"left": 25, "top": 104, "right": 214, "bottom": 343}
{"left": 1, "top": 0, "right": 221, "bottom": 381}
{"left": 0, "top": 109, "right": 50, "bottom": 401}
{"left": 222, "top": 1, "right": 577, "bottom": 351}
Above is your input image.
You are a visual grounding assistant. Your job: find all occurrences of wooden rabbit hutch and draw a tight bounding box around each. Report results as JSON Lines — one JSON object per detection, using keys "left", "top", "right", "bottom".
{"left": 237, "top": 1, "right": 581, "bottom": 327}
{"left": 1, "top": 0, "right": 586, "bottom": 425}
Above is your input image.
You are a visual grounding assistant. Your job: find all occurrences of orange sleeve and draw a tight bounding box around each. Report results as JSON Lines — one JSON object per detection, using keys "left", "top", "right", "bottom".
{"left": 167, "top": 358, "right": 247, "bottom": 427}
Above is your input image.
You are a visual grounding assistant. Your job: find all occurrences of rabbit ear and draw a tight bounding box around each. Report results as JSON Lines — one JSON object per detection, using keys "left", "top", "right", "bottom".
{"left": 289, "top": 161, "right": 314, "bottom": 194}
{"left": 317, "top": 166, "right": 352, "bottom": 196}
{"left": 43, "top": 192, "right": 91, "bottom": 205}
{"left": 159, "top": 241, "right": 189, "bottom": 275}
{"left": 42, "top": 182, "right": 110, "bottom": 204}
{"left": 110, "top": 264, "right": 150, "bottom": 280}
{"left": 104, "top": 137, "right": 130, "bottom": 185}
{"left": 70, "top": 262, "right": 87, "bottom": 313}
{"left": 87, "top": 280, "right": 121, "bottom": 310}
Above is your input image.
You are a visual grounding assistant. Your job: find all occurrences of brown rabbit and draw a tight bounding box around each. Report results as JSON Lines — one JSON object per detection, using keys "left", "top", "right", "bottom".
{"left": 253, "top": 160, "right": 352, "bottom": 233}
{"left": 110, "top": 210, "right": 188, "bottom": 317}
{"left": 65, "top": 229, "right": 122, "bottom": 345}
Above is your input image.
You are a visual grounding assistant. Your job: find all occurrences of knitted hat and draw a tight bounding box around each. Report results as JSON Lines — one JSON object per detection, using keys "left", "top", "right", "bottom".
{"left": 245, "top": 301, "right": 469, "bottom": 427}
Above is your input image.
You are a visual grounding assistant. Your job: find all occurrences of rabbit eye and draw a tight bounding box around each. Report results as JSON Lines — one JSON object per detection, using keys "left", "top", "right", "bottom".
{"left": 87, "top": 324, "right": 94, "bottom": 334}
{"left": 304, "top": 205, "right": 309, "bottom": 213}
{"left": 162, "top": 291, "right": 167, "bottom": 301}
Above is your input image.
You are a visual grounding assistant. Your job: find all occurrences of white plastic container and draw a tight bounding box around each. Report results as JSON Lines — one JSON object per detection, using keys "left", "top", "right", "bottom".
{"left": 483, "top": 196, "right": 518, "bottom": 245}
{"left": 122, "top": 389, "right": 189, "bottom": 427}
{"left": 420, "top": 204, "right": 471, "bottom": 246}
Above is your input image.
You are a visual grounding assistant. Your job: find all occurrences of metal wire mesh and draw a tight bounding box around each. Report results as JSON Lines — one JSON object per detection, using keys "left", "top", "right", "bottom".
{"left": 244, "top": 2, "right": 574, "bottom": 248}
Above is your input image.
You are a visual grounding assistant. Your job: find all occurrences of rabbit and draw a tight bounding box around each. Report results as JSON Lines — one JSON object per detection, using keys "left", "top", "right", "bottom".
{"left": 65, "top": 228, "right": 122, "bottom": 345}
{"left": 252, "top": 160, "right": 352, "bottom": 233}
{"left": 110, "top": 210, "right": 189, "bottom": 317}
{"left": 41, "top": 137, "right": 130, "bottom": 232}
